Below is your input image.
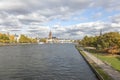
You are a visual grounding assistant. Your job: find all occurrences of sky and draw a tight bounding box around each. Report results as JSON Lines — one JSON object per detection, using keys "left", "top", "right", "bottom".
{"left": 0, "top": 0, "right": 120, "bottom": 39}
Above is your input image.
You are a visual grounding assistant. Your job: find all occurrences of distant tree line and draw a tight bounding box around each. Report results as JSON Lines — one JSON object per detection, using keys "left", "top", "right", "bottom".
{"left": 39, "top": 38, "right": 47, "bottom": 43}
{"left": 19, "top": 34, "right": 37, "bottom": 43}
{"left": 79, "top": 32, "right": 120, "bottom": 54}
{"left": 0, "top": 33, "right": 16, "bottom": 43}
{"left": 0, "top": 33, "right": 37, "bottom": 44}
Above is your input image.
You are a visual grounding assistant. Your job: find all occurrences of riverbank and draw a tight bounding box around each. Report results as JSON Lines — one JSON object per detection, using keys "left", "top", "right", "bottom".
{"left": 76, "top": 46, "right": 120, "bottom": 80}
{"left": 84, "top": 48, "right": 120, "bottom": 72}
{"left": 76, "top": 46, "right": 113, "bottom": 80}
{"left": 0, "top": 43, "right": 38, "bottom": 47}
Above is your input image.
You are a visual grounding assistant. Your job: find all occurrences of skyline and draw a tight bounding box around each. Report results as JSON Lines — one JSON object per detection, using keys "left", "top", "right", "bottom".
{"left": 0, "top": 0, "right": 120, "bottom": 39}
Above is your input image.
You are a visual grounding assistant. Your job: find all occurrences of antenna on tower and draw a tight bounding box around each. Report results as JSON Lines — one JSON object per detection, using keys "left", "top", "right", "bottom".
{"left": 100, "top": 29, "right": 102, "bottom": 36}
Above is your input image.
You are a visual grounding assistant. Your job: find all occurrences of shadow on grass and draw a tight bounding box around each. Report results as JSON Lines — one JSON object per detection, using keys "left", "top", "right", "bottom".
{"left": 84, "top": 48, "right": 107, "bottom": 55}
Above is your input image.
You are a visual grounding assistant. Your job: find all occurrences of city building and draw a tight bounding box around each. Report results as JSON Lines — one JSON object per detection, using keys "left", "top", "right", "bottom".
{"left": 49, "top": 31, "right": 52, "bottom": 39}
{"left": 46, "top": 31, "right": 74, "bottom": 43}
{"left": 14, "top": 34, "right": 20, "bottom": 42}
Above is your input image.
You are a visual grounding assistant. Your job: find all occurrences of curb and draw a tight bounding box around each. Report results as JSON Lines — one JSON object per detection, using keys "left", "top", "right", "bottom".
{"left": 76, "top": 47, "right": 104, "bottom": 80}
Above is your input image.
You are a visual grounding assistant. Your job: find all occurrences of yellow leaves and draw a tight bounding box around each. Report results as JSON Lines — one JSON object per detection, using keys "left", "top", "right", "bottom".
{"left": 9, "top": 35, "right": 15, "bottom": 43}
{"left": 0, "top": 33, "right": 37, "bottom": 43}
{"left": 107, "top": 46, "right": 119, "bottom": 55}
{"left": 0, "top": 33, "right": 16, "bottom": 43}
{"left": 19, "top": 34, "right": 37, "bottom": 43}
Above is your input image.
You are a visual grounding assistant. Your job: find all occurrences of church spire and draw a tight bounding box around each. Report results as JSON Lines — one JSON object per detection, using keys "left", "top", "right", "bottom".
{"left": 49, "top": 30, "right": 52, "bottom": 39}
{"left": 100, "top": 29, "right": 102, "bottom": 36}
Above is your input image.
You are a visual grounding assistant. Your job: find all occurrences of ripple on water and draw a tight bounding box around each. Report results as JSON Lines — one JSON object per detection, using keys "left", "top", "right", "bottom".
{"left": 0, "top": 44, "right": 98, "bottom": 80}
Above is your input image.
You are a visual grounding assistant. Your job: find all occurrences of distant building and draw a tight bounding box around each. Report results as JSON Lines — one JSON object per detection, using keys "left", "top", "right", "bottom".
{"left": 14, "top": 34, "right": 20, "bottom": 42}
{"left": 47, "top": 31, "right": 57, "bottom": 43}
{"left": 46, "top": 31, "right": 74, "bottom": 43}
{"left": 100, "top": 29, "right": 102, "bottom": 36}
{"left": 49, "top": 31, "right": 52, "bottom": 39}
{"left": 7, "top": 32, "right": 10, "bottom": 36}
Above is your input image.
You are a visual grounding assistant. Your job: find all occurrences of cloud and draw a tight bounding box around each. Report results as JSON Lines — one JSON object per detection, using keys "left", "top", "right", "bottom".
{"left": 0, "top": 0, "right": 93, "bottom": 22}
{"left": 48, "top": 21, "right": 120, "bottom": 39}
{"left": 0, "top": 0, "right": 120, "bottom": 39}
{"left": 110, "top": 14, "right": 120, "bottom": 23}
{"left": 92, "top": 12, "right": 102, "bottom": 19}
{"left": 91, "top": 0, "right": 120, "bottom": 11}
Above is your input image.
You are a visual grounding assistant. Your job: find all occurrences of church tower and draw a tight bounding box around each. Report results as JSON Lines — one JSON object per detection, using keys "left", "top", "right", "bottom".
{"left": 49, "top": 31, "right": 52, "bottom": 39}
{"left": 100, "top": 29, "right": 102, "bottom": 36}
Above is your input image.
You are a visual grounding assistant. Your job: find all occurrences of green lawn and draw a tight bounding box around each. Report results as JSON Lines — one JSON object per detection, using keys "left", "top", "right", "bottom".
{"left": 85, "top": 48, "right": 120, "bottom": 72}
{"left": 76, "top": 47, "right": 113, "bottom": 80}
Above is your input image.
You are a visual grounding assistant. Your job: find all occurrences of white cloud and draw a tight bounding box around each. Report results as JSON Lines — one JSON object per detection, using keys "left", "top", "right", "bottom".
{"left": 91, "top": 0, "right": 120, "bottom": 11}
{"left": 0, "top": 0, "right": 25, "bottom": 10}
{"left": 92, "top": 12, "right": 102, "bottom": 19}
{"left": 0, "top": 0, "right": 120, "bottom": 39}
{"left": 110, "top": 14, "right": 120, "bottom": 23}
{"left": 48, "top": 21, "right": 120, "bottom": 39}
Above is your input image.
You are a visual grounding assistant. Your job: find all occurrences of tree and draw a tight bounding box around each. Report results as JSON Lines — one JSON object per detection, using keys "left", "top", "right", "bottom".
{"left": 19, "top": 34, "right": 38, "bottom": 43}
{"left": 39, "top": 38, "right": 47, "bottom": 43}
{"left": 79, "top": 32, "right": 120, "bottom": 54}
{"left": 9, "top": 35, "right": 15, "bottom": 43}
{"left": 0, "top": 33, "right": 10, "bottom": 43}
{"left": 19, "top": 35, "right": 30, "bottom": 43}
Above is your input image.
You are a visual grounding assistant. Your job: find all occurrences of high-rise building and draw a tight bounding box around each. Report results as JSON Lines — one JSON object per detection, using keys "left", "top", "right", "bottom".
{"left": 49, "top": 31, "right": 52, "bottom": 39}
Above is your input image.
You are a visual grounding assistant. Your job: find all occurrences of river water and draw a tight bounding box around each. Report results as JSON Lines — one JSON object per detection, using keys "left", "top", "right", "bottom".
{"left": 0, "top": 44, "right": 98, "bottom": 80}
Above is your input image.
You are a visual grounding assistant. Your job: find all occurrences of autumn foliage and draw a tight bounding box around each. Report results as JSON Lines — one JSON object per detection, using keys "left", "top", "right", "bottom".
{"left": 0, "top": 33, "right": 14, "bottom": 43}
{"left": 79, "top": 32, "right": 120, "bottom": 54}
{"left": 0, "top": 33, "right": 37, "bottom": 44}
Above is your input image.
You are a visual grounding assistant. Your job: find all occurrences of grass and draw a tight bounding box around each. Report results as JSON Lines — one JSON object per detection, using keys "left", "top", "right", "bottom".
{"left": 91, "top": 62, "right": 113, "bottom": 80}
{"left": 85, "top": 48, "right": 120, "bottom": 72}
{"left": 76, "top": 46, "right": 113, "bottom": 80}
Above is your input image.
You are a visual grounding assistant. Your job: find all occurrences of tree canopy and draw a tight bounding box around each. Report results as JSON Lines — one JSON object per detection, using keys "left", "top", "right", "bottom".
{"left": 19, "top": 34, "right": 37, "bottom": 43}
{"left": 0, "top": 33, "right": 37, "bottom": 44}
{"left": 79, "top": 32, "right": 120, "bottom": 54}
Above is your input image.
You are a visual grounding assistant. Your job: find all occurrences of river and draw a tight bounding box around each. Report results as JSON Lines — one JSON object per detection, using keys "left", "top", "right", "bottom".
{"left": 0, "top": 44, "right": 98, "bottom": 80}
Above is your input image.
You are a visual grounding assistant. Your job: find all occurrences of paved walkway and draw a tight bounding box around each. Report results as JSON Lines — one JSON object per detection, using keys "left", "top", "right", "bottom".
{"left": 81, "top": 48, "right": 120, "bottom": 80}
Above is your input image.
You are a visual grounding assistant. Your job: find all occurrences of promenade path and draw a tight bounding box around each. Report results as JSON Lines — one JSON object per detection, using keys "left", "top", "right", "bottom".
{"left": 81, "top": 48, "right": 120, "bottom": 80}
